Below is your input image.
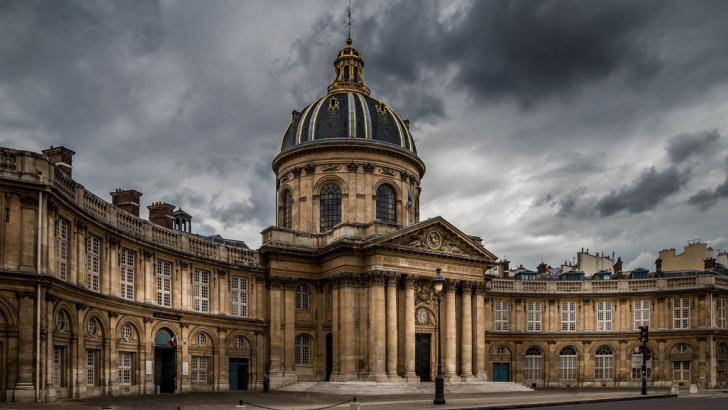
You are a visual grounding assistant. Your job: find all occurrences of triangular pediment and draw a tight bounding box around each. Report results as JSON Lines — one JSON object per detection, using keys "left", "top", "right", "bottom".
{"left": 365, "top": 216, "right": 497, "bottom": 260}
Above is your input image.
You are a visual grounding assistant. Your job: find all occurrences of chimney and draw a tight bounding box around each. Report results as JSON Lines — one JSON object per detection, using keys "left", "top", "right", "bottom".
{"left": 613, "top": 257, "right": 623, "bottom": 279}
{"left": 655, "top": 258, "right": 663, "bottom": 277}
{"left": 501, "top": 259, "right": 510, "bottom": 279}
{"left": 705, "top": 257, "right": 716, "bottom": 271}
{"left": 110, "top": 189, "right": 143, "bottom": 217}
{"left": 42, "top": 145, "right": 75, "bottom": 178}
{"left": 148, "top": 202, "right": 175, "bottom": 229}
{"left": 537, "top": 262, "right": 548, "bottom": 275}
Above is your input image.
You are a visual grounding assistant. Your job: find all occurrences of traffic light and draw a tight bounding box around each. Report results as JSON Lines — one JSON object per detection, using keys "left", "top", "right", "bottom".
{"left": 639, "top": 325, "right": 649, "bottom": 343}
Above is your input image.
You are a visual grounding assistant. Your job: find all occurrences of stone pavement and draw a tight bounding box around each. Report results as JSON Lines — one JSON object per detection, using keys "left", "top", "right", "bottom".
{"left": 0, "top": 389, "right": 676, "bottom": 410}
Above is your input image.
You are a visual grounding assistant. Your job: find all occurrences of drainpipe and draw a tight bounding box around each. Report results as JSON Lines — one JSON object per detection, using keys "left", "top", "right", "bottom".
{"left": 36, "top": 184, "right": 43, "bottom": 402}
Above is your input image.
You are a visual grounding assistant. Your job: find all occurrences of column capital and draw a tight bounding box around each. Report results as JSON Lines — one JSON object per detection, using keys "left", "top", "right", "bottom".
{"left": 385, "top": 272, "right": 400, "bottom": 286}
{"left": 283, "top": 277, "right": 297, "bottom": 291}
{"left": 459, "top": 280, "right": 475, "bottom": 294}
{"left": 337, "top": 272, "right": 358, "bottom": 288}
{"left": 474, "top": 282, "right": 487, "bottom": 296}
{"left": 445, "top": 279, "right": 459, "bottom": 293}
{"left": 403, "top": 274, "right": 419, "bottom": 289}
{"left": 268, "top": 276, "right": 286, "bottom": 290}
{"left": 368, "top": 271, "right": 386, "bottom": 287}
{"left": 314, "top": 280, "right": 325, "bottom": 293}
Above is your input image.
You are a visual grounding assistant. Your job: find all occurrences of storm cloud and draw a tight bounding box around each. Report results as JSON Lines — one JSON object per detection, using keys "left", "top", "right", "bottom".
{"left": 2, "top": 0, "right": 728, "bottom": 270}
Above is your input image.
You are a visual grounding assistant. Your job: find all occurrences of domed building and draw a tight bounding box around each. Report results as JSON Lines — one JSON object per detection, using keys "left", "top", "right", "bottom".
{"left": 0, "top": 35, "right": 725, "bottom": 403}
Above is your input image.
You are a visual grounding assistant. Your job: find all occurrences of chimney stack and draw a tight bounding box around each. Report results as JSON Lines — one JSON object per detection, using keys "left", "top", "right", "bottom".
{"left": 42, "top": 145, "right": 75, "bottom": 178}
{"left": 613, "top": 257, "right": 623, "bottom": 279}
{"left": 148, "top": 202, "right": 175, "bottom": 229}
{"left": 537, "top": 262, "right": 548, "bottom": 275}
{"left": 110, "top": 189, "right": 143, "bottom": 217}
{"left": 655, "top": 258, "right": 663, "bottom": 277}
{"left": 705, "top": 257, "right": 716, "bottom": 271}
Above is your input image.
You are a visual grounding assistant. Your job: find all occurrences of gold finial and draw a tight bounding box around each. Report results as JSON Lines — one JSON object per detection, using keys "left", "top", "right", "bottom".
{"left": 344, "top": 0, "right": 356, "bottom": 39}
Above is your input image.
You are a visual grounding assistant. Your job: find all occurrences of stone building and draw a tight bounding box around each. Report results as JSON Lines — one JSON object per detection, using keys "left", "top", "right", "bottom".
{"left": 0, "top": 37, "right": 727, "bottom": 403}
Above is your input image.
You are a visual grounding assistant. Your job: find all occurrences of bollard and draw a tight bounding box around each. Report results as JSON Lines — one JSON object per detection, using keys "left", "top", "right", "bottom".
{"left": 670, "top": 385, "right": 679, "bottom": 395}
{"left": 350, "top": 403, "right": 360, "bottom": 410}
{"left": 689, "top": 384, "right": 698, "bottom": 394}
{"left": 155, "top": 385, "right": 160, "bottom": 394}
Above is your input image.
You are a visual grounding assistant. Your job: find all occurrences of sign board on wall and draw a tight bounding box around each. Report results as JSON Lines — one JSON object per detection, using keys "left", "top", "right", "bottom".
{"left": 182, "top": 362, "right": 189, "bottom": 376}
{"left": 146, "top": 361, "right": 153, "bottom": 375}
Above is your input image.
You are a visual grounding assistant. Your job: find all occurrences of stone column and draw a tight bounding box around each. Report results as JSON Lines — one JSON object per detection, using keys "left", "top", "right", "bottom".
{"left": 283, "top": 278, "right": 296, "bottom": 375}
{"left": 333, "top": 273, "right": 357, "bottom": 381}
{"left": 268, "top": 277, "right": 284, "bottom": 376}
{"left": 403, "top": 274, "right": 418, "bottom": 382}
{"left": 474, "top": 284, "right": 487, "bottom": 380}
{"left": 460, "top": 281, "right": 474, "bottom": 380}
{"left": 13, "top": 291, "right": 36, "bottom": 403}
{"left": 44, "top": 294, "right": 57, "bottom": 401}
{"left": 386, "top": 272, "right": 400, "bottom": 379}
{"left": 367, "top": 272, "right": 386, "bottom": 381}
{"left": 698, "top": 337, "right": 707, "bottom": 388}
{"left": 444, "top": 279, "right": 459, "bottom": 381}
{"left": 217, "top": 327, "right": 227, "bottom": 391}
{"left": 332, "top": 281, "right": 340, "bottom": 377}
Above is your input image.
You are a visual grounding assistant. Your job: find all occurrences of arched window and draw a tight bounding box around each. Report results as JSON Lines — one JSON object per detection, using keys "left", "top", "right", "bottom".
{"left": 320, "top": 183, "right": 341, "bottom": 232}
{"left": 344, "top": 65, "right": 350, "bottom": 81}
{"left": 525, "top": 347, "right": 542, "bottom": 380}
{"left": 559, "top": 347, "right": 577, "bottom": 380}
{"left": 296, "top": 284, "right": 310, "bottom": 309}
{"left": 283, "top": 191, "right": 293, "bottom": 229}
{"left": 376, "top": 184, "right": 396, "bottom": 223}
{"left": 595, "top": 346, "right": 614, "bottom": 380}
{"left": 632, "top": 346, "right": 653, "bottom": 379}
{"left": 295, "top": 335, "right": 311, "bottom": 364}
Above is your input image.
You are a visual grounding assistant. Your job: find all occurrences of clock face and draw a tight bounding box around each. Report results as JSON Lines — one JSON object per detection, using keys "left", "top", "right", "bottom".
{"left": 427, "top": 230, "right": 441, "bottom": 250}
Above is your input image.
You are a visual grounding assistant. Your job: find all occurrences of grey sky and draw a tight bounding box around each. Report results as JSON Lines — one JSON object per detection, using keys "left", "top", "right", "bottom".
{"left": 2, "top": 0, "right": 727, "bottom": 271}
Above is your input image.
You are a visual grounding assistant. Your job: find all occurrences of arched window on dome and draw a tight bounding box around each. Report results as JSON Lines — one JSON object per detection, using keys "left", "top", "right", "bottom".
{"left": 376, "top": 184, "right": 396, "bottom": 223}
{"left": 283, "top": 190, "right": 293, "bottom": 229}
{"left": 524, "top": 347, "right": 542, "bottom": 380}
{"left": 344, "top": 65, "right": 350, "bottom": 81}
{"left": 559, "top": 347, "right": 577, "bottom": 380}
{"left": 594, "top": 346, "right": 614, "bottom": 380}
{"left": 352, "top": 67, "right": 358, "bottom": 82}
{"left": 320, "top": 184, "right": 341, "bottom": 232}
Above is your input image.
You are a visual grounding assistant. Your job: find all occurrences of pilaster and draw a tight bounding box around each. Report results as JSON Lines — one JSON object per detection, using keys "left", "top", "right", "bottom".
{"left": 386, "top": 272, "right": 401, "bottom": 380}
{"left": 367, "top": 271, "right": 387, "bottom": 381}
{"left": 444, "top": 279, "right": 459, "bottom": 381}
{"left": 403, "top": 274, "right": 418, "bottom": 382}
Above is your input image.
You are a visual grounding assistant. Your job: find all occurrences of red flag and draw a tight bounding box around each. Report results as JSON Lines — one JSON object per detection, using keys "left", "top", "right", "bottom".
{"left": 168, "top": 336, "right": 175, "bottom": 347}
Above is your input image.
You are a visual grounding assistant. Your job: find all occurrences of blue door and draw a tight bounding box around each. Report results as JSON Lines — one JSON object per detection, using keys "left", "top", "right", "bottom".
{"left": 493, "top": 363, "right": 510, "bottom": 382}
{"left": 229, "top": 361, "right": 238, "bottom": 391}
{"left": 229, "top": 358, "right": 248, "bottom": 391}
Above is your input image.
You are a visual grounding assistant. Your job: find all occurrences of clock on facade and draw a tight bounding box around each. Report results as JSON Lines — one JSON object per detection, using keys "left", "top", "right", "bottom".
{"left": 426, "top": 230, "right": 441, "bottom": 250}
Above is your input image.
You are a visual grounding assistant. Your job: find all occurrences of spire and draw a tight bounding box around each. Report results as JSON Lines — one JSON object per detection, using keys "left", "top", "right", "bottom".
{"left": 328, "top": 3, "right": 369, "bottom": 95}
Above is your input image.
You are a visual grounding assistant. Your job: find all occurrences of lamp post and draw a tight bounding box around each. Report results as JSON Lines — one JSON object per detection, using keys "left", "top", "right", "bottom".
{"left": 432, "top": 268, "right": 446, "bottom": 405}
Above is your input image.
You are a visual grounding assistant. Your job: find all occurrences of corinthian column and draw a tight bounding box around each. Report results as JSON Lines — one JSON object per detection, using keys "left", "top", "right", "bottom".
{"left": 386, "top": 272, "right": 401, "bottom": 379}
{"left": 334, "top": 273, "right": 357, "bottom": 381}
{"left": 268, "top": 277, "right": 284, "bottom": 375}
{"left": 367, "top": 271, "right": 387, "bottom": 381}
{"left": 283, "top": 278, "right": 297, "bottom": 375}
{"left": 403, "top": 274, "right": 419, "bottom": 382}
{"left": 474, "top": 283, "right": 487, "bottom": 380}
{"left": 460, "top": 281, "right": 474, "bottom": 380}
{"left": 444, "top": 279, "right": 459, "bottom": 381}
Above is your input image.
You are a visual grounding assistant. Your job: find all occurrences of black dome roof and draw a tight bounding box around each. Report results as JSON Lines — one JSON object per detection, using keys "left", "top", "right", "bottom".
{"left": 279, "top": 38, "right": 417, "bottom": 155}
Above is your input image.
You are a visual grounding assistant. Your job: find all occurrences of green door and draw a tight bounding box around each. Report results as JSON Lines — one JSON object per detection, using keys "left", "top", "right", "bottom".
{"left": 493, "top": 363, "right": 509, "bottom": 382}
{"left": 229, "top": 361, "right": 238, "bottom": 391}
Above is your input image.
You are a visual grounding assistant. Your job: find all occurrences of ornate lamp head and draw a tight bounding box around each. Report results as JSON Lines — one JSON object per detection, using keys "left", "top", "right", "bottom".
{"left": 432, "top": 268, "right": 445, "bottom": 297}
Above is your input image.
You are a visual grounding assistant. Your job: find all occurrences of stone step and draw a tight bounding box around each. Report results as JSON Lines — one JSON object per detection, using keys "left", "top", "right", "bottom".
{"left": 276, "top": 381, "right": 532, "bottom": 395}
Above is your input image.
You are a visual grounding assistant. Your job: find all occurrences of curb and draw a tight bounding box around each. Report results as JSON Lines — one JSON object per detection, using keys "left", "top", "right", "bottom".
{"left": 421, "top": 393, "right": 677, "bottom": 410}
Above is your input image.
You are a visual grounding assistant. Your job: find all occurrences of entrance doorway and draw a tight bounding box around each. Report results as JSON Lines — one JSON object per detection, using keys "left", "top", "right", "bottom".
{"left": 325, "top": 333, "right": 333, "bottom": 381}
{"left": 493, "top": 363, "right": 510, "bottom": 382}
{"left": 415, "top": 333, "right": 431, "bottom": 382}
{"left": 154, "top": 328, "right": 176, "bottom": 393}
{"left": 229, "top": 358, "right": 249, "bottom": 390}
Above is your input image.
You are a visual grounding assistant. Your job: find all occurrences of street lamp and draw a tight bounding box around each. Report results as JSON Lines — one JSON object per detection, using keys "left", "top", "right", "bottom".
{"left": 432, "top": 268, "right": 446, "bottom": 405}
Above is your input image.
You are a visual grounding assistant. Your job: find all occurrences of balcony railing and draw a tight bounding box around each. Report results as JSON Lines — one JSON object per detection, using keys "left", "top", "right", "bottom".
{"left": 489, "top": 275, "right": 726, "bottom": 293}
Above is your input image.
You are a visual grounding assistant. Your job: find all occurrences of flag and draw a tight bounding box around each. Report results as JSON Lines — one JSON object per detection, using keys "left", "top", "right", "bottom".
{"left": 406, "top": 190, "right": 412, "bottom": 212}
{"left": 168, "top": 336, "right": 175, "bottom": 347}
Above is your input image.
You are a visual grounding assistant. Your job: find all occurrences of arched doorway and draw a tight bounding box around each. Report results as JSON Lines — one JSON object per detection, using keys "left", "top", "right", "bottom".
{"left": 154, "top": 328, "right": 176, "bottom": 393}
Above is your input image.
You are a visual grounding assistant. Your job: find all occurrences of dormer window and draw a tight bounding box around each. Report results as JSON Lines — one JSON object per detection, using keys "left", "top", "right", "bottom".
{"left": 328, "top": 97, "right": 338, "bottom": 110}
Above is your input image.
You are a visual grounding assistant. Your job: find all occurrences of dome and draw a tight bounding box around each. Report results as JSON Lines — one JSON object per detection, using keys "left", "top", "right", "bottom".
{"left": 280, "top": 38, "right": 417, "bottom": 154}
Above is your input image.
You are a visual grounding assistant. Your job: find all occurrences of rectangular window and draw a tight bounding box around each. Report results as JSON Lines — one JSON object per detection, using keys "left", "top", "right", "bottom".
{"left": 495, "top": 301, "right": 508, "bottom": 331}
{"left": 86, "top": 349, "right": 97, "bottom": 386}
{"left": 120, "top": 248, "right": 134, "bottom": 300}
{"left": 157, "top": 260, "right": 172, "bottom": 307}
{"left": 673, "top": 298, "right": 690, "bottom": 329}
{"left": 194, "top": 270, "right": 209, "bottom": 312}
{"left": 53, "top": 346, "right": 63, "bottom": 387}
{"left": 87, "top": 236, "right": 100, "bottom": 292}
{"left": 634, "top": 300, "right": 650, "bottom": 330}
{"left": 559, "top": 355, "right": 577, "bottom": 380}
{"left": 118, "top": 352, "right": 133, "bottom": 385}
{"left": 595, "top": 354, "right": 614, "bottom": 379}
{"left": 525, "top": 355, "right": 542, "bottom": 379}
{"left": 527, "top": 301, "right": 542, "bottom": 332}
{"left": 673, "top": 361, "right": 690, "bottom": 381}
{"left": 231, "top": 277, "right": 248, "bottom": 317}
{"left": 719, "top": 298, "right": 726, "bottom": 329}
{"left": 57, "top": 219, "right": 68, "bottom": 280}
{"left": 191, "top": 356, "right": 208, "bottom": 383}
{"left": 597, "top": 301, "right": 612, "bottom": 331}
{"left": 561, "top": 302, "right": 576, "bottom": 331}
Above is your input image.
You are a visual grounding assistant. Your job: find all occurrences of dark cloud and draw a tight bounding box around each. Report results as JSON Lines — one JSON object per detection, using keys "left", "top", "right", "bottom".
{"left": 688, "top": 163, "right": 728, "bottom": 211}
{"left": 667, "top": 129, "right": 721, "bottom": 164}
{"left": 558, "top": 187, "right": 587, "bottom": 217}
{"left": 597, "top": 166, "right": 689, "bottom": 216}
